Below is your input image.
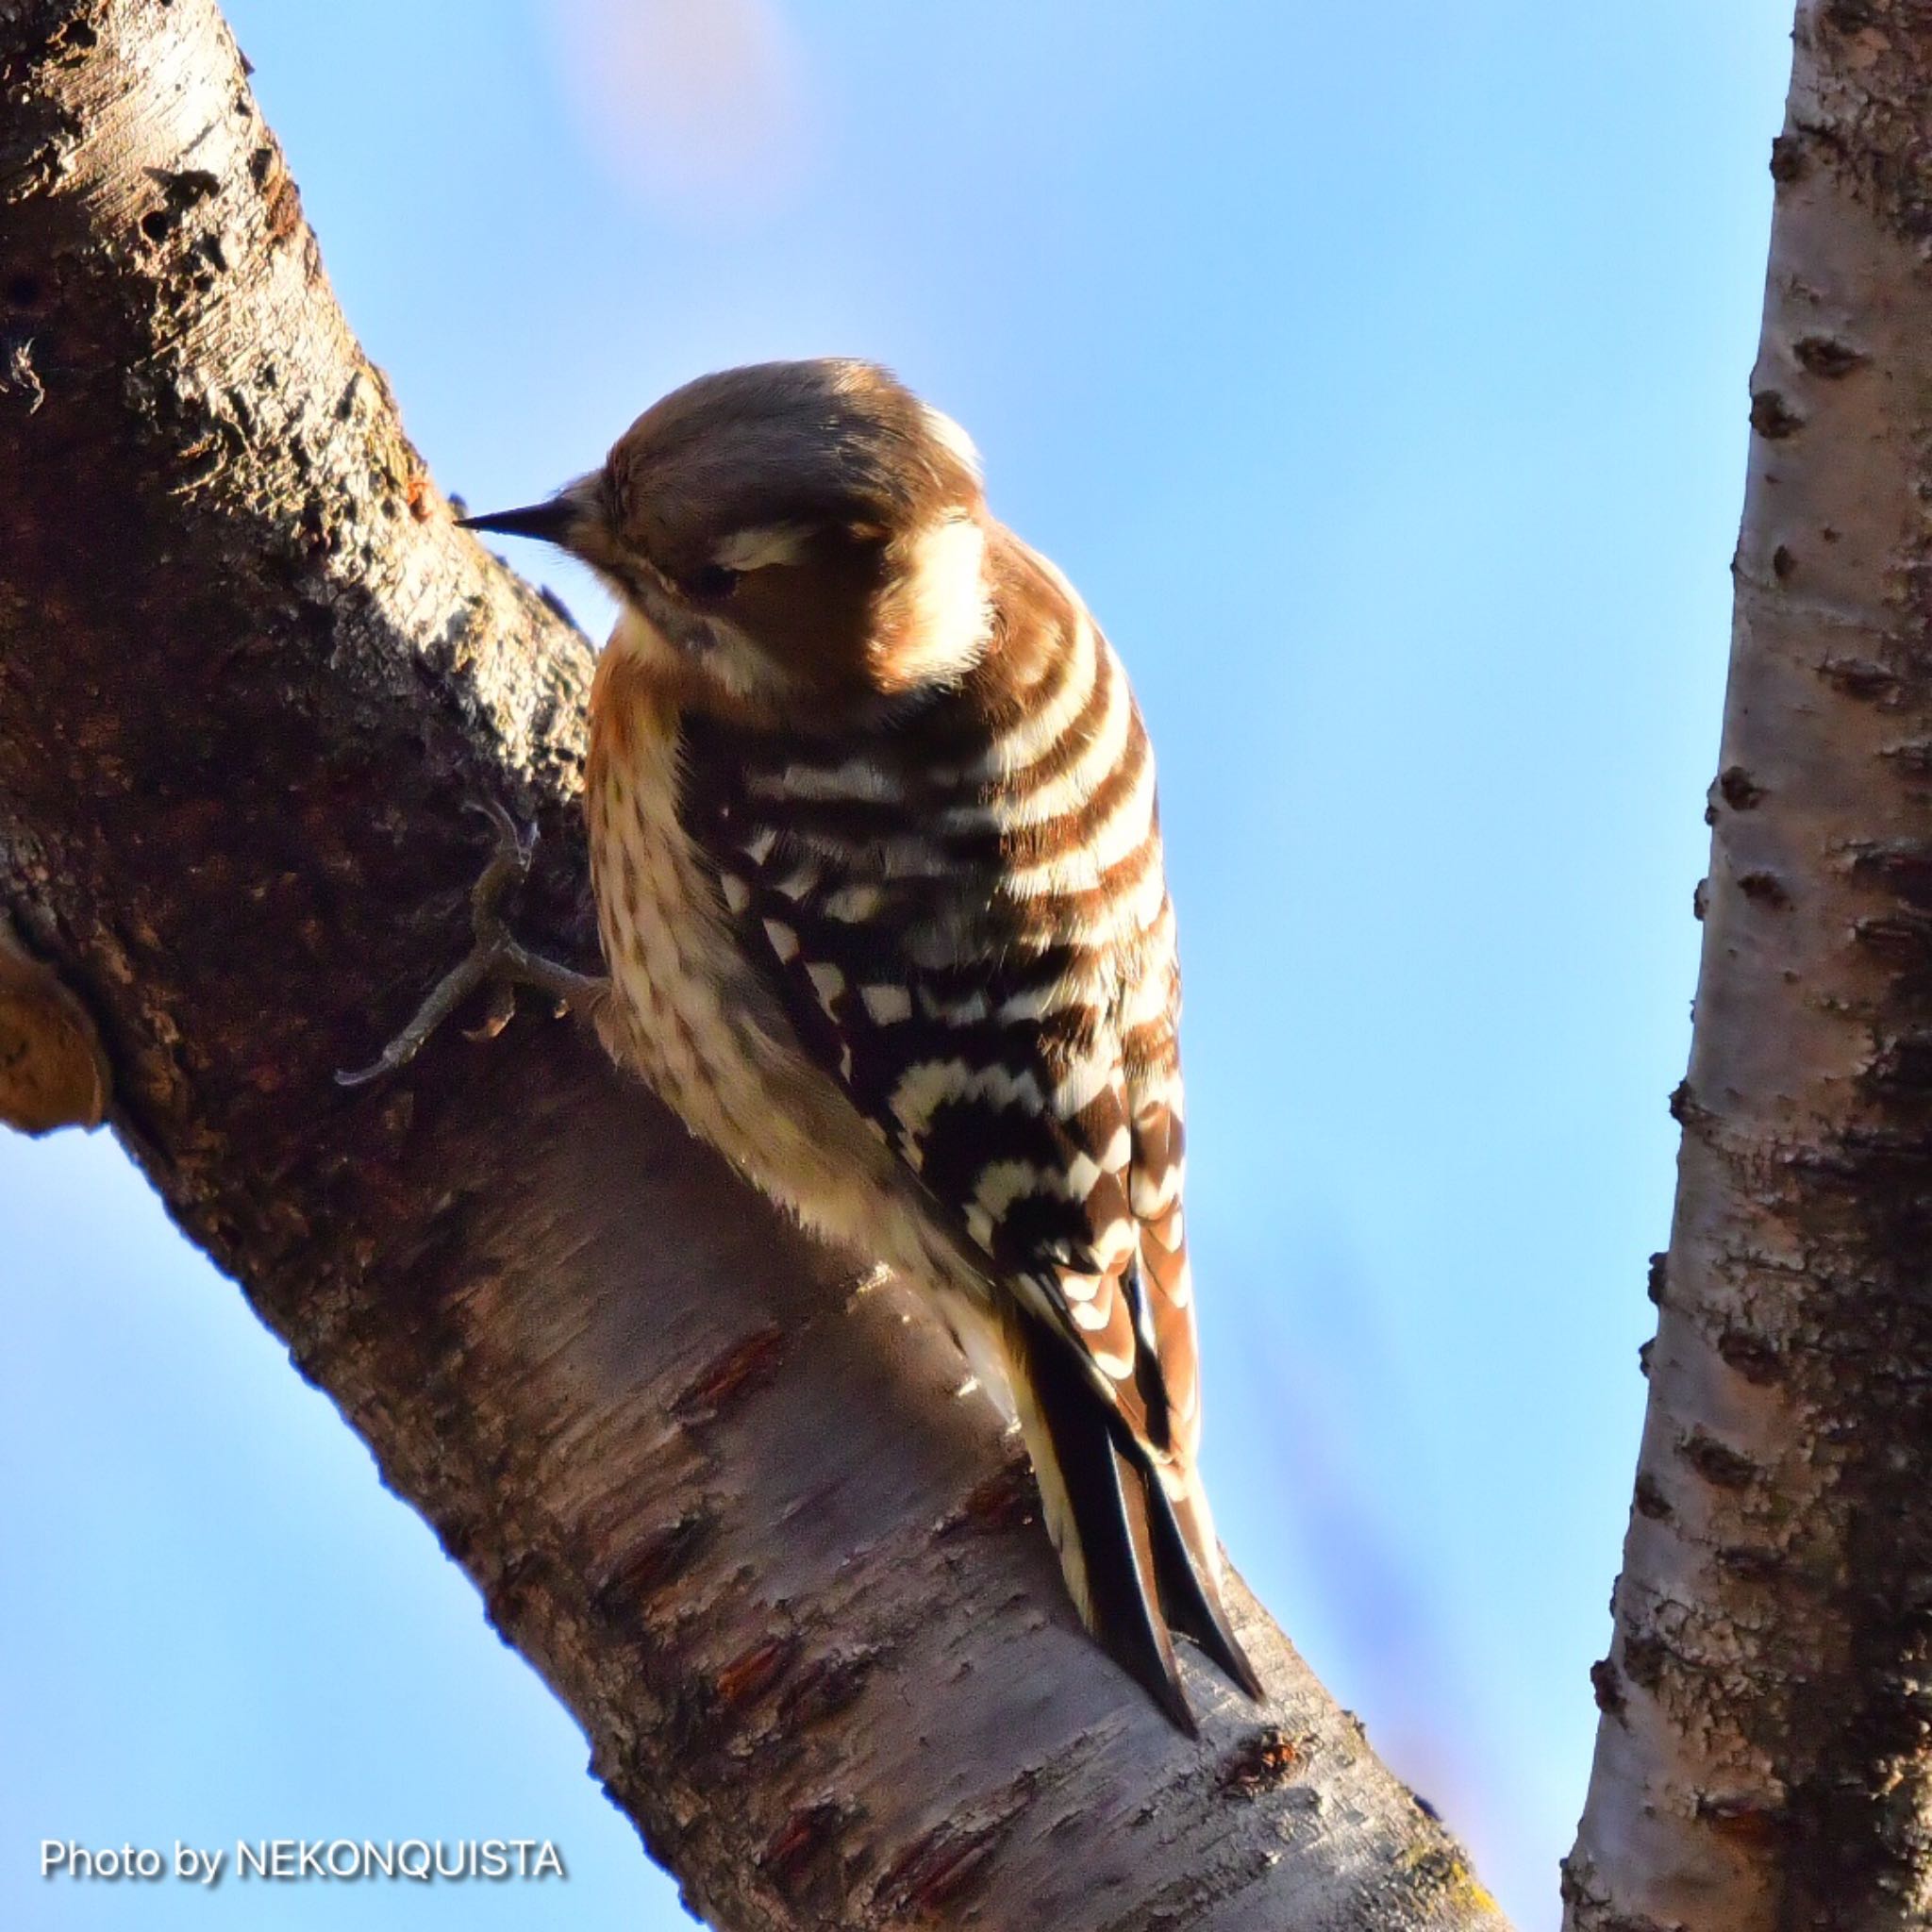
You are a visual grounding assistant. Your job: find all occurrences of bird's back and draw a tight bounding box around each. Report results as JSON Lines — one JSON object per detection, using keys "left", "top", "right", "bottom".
{"left": 586, "top": 527, "right": 1254, "bottom": 1724}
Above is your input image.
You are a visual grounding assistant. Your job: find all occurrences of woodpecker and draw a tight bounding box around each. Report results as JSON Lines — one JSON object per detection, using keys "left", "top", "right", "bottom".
{"left": 422, "top": 360, "right": 1259, "bottom": 1729}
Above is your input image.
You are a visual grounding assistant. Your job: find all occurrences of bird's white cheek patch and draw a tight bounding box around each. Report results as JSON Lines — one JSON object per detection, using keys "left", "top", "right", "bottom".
{"left": 880, "top": 518, "right": 991, "bottom": 691}
{"left": 608, "top": 601, "right": 680, "bottom": 675}
{"left": 712, "top": 522, "right": 812, "bottom": 571}
{"left": 609, "top": 592, "right": 788, "bottom": 712}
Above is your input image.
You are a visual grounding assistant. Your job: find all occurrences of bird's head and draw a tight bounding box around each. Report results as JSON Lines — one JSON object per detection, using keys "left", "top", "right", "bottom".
{"left": 463, "top": 359, "right": 991, "bottom": 725}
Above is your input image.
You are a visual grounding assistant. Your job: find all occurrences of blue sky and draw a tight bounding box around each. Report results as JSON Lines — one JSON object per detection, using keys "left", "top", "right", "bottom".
{"left": 1, "top": 5, "right": 1794, "bottom": 1926}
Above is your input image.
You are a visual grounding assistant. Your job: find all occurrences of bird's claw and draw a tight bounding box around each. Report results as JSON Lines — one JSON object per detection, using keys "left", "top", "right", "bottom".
{"left": 336, "top": 803, "right": 602, "bottom": 1089}
{"left": 461, "top": 976, "right": 520, "bottom": 1045}
{"left": 463, "top": 796, "right": 536, "bottom": 916}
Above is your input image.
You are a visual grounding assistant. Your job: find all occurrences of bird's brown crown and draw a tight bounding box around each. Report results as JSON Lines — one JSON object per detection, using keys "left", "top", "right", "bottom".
{"left": 467, "top": 359, "right": 991, "bottom": 724}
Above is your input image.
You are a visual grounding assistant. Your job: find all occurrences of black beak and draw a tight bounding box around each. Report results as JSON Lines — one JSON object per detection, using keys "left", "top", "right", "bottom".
{"left": 458, "top": 497, "right": 579, "bottom": 546}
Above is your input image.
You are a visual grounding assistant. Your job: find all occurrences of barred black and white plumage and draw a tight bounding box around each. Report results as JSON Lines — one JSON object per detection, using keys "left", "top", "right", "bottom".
{"left": 462, "top": 358, "right": 1261, "bottom": 1729}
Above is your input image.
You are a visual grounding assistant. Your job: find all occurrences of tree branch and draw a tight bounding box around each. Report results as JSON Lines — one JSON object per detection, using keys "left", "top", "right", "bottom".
{"left": 1566, "top": 3, "right": 1932, "bottom": 1924}
{"left": 0, "top": 3, "right": 1509, "bottom": 1925}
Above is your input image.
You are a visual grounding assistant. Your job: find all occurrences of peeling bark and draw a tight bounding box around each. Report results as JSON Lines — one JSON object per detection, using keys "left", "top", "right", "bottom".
{"left": 0, "top": 911, "right": 107, "bottom": 1130}
{"left": 0, "top": 3, "right": 1508, "bottom": 1926}
{"left": 1566, "top": 4, "right": 1932, "bottom": 1925}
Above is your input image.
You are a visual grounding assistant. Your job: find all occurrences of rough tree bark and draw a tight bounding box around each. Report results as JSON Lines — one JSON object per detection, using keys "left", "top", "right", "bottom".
{"left": 1566, "top": 4, "right": 1932, "bottom": 1927}
{"left": 0, "top": 3, "right": 1508, "bottom": 1926}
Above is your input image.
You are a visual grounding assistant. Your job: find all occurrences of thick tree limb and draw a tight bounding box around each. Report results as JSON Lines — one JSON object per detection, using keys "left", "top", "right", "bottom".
{"left": 0, "top": 3, "right": 1507, "bottom": 1926}
{"left": 1566, "top": 4, "right": 1932, "bottom": 1925}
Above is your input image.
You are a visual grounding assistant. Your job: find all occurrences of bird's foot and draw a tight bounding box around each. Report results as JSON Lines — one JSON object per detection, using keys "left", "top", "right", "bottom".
{"left": 337, "top": 799, "right": 604, "bottom": 1088}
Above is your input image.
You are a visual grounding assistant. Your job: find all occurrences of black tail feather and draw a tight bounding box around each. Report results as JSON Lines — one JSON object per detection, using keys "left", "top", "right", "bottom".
{"left": 1009, "top": 1311, "right": 1270, "bottom": 1729}
{"left": 1010, "top": 1312, "right": 1197, "bottom": 1734}
{"left": 1144, "top": 1471, "right": 1266, "bottom": 1701}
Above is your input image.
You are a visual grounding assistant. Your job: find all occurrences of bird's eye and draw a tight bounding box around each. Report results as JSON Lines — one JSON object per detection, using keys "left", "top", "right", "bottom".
{"left": 687, "top": 563, "right": 741, "bottom": 601}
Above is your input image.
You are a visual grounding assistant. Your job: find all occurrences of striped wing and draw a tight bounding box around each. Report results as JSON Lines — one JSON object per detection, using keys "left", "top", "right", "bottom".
{"left": 675, "top": 623, "right": 1197, "bottom": 1469}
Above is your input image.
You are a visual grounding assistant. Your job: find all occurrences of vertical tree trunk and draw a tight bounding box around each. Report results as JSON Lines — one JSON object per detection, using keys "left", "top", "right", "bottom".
{"left": 0, "top": 2, "right": 1510, "bottom": 1925}
{"left": 1566, "top": 4, "right": 1932, "bottom": 1924}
